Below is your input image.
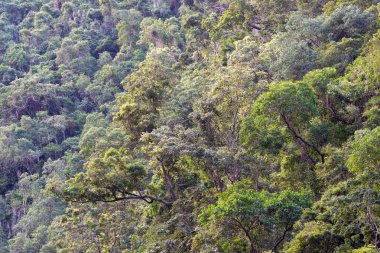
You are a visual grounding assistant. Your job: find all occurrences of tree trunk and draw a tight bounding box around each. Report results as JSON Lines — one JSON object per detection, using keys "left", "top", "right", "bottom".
{"left": 272, "top": 224, "right": 292, "bottom": 252}
{"left": 232, "top": 218, "right": 257, "bottom": 253}
{"left": 250, "top": 243, "right": 256, "bottom": 253}
{"left": 158, "top": 158, "right": 176, "bottom": 201}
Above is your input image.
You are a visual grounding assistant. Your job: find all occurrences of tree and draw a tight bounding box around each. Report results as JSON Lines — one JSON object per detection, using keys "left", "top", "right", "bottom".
{"left": 49, "top": 147, "right": 173, "bottom": 207}
{"left": 116, "top": 9, "right": 143, "bottom": 53}
{"left": 347, "top": 127, "right": 380, "bottom": 176}
{"left": 288, "top": 127, "right": 380, "bottom": 252}
{"left": 241, "top": 81, "right": 324, "bottom": 164}
{"left": 285, "top": 221, "right": 342, "bottom": 253}
{"left": 197, "top": 181, "right": 312, "bottom": 253}
{"left": 321, "top": 5, "right": 375, "bottom": 42}
{"left": 262, "top": 31, "right": 319, "bottom": 80}
{"left": 138, "top": 17, "right": 185, "bottom": 49}
{"left": 56, "top": 38, "right": 97, "bottom": 77}
{"left": 4, "top": 44, "right": 29, "bottom": 72}
{"left": 1, "top": 0, "right": 380, "bottom": 251}
{"left": 114, "top": 47, "right": 179, "bottom": 140}
{"left": 45, "top": 201, "right": 142, "bottom": 252}
{"left": 0, "top": 65, "right": 16, "bottom": 85}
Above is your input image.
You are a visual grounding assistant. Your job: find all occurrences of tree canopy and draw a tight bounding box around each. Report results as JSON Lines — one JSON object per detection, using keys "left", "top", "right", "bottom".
{"left": 0, "top": 0, "right": 379, "bottom": 252}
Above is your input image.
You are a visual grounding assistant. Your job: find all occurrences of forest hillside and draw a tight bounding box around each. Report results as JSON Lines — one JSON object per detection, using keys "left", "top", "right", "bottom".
{"left": 0, "top": 0, "right": 380, "bottom": 252}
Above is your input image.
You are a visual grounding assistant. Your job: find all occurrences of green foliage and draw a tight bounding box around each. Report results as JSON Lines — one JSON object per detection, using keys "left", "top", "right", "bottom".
{"left": 138, "top": 17, "right": 185, "bottom": 49}
{"left": 240, "top": 80, "right": 322, "bottom": 165}
{"left": 115, "top": 47, "right": 179, "bottom": 140}
{"left": 116, "top": 8, "right": 143, "bottom": 52}
{"left": 0, "top": 0, "right": 379, "bottom": 252}
{"left": 285, "top": 221, "right": 341, "bottom": 253}
{"left": 51, "top": 148, "right": 148, "bottom": 203}
{"left": 0, "top": 65, "right": 16, "bottom": 85}
{"left": 198, "top": 182, "right": 312, "bottom": 252}
{"left": 347, "top": 127, "right": 380, "bottom": 175}
{"left": 4, "top": 44, "right": 29, "bottom": 72}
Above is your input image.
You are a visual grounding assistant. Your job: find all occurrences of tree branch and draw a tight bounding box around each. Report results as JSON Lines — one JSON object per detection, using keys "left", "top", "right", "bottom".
{"left": 67, "top": 192, "right": 173, "bottom": 208}
{"left": 157, "top": 157, "right": 176, "bottom": 201}
{"left": 272, "top": 223, "right": 293, "bottom": 252}
{"left": 280, "top": 112, "right": 325, "bottom": 163}
{"left": 231, "top": 217, "right": 258, "bottom": 253}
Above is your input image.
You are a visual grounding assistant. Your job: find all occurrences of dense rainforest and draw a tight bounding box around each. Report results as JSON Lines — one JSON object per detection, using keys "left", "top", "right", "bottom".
{"left": 0, "top": 0, "right": 380, "bottom": 252}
